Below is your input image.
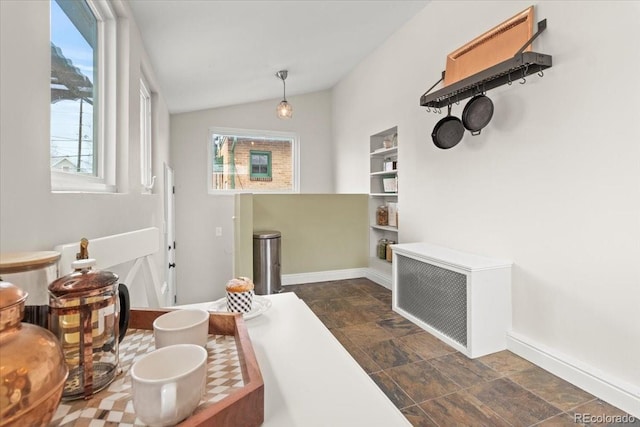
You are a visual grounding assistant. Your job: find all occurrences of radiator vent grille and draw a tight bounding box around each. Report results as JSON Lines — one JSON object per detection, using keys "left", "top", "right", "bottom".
{"left": 396, "top": 255, "right": 467, "bottom": 347}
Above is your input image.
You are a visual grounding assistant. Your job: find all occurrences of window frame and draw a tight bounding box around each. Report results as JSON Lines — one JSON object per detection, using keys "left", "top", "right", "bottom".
{"left": 140, "top": 75, "right": 153, "bottom": 193}
{"left": 50, "top": 0, "right": 117, "bottom": 193}
{"left": 207, "top": 127, "right": 300, "bottom": 194}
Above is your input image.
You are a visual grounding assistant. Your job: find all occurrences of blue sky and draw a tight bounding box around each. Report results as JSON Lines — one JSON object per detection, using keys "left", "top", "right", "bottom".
{"left": 50, "top": 0, "right": 95, "bottom": 172}
{"left": 51, "top": 0, "right": 94, "bottom": 82}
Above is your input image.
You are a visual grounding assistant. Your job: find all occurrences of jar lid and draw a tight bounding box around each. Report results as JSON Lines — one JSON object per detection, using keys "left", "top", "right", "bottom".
{"left": 0, "top": 281, "right": 28, "bottom": 309}
{"left": 48, "top": 261, "right": 119, "bottom": 297}
{"left": 0, "top": 251, "right": 61, "bottom": 274}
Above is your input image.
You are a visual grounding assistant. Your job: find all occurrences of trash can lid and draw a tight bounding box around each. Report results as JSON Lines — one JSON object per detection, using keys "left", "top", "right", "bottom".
{"left": 253, "top": 230, "right": 281, "bottom": 239}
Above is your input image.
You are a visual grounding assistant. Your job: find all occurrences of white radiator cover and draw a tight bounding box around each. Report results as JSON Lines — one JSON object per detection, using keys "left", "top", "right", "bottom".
{"left": 392, "top": 242, "right": 512, "bottom": 358}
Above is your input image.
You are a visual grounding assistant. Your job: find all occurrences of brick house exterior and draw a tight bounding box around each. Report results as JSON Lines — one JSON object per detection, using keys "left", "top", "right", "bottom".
{"left": 213, "top": 136, "right": 292, "bottom": 191}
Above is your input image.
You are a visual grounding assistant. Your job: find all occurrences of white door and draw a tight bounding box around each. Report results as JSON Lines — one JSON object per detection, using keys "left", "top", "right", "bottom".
{"left": 164, "top": 163, "right": 177, "bottom": 306}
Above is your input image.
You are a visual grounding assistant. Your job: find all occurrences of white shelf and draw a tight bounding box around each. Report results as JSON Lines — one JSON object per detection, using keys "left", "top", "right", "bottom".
{"left": 370, "top": 224, "right": 398, "bottom": 232}
{"left": 369, "top": 256, "right": 392, "bottom": 273}
{"left": 369, "top": 147, "right": 397, "bottom": 157}
{"left": 370, "top": 193, "right": 397, "bottom": 197}
{"left": 370, "top": 170, "right": 397, "bottom": 176}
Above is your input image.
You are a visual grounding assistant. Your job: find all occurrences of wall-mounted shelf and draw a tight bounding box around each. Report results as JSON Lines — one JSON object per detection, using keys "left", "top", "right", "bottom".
{"left": 420, "top": 18, "right": 552, "bottom": 109}
{"left": 420, "top": 51, "right": 552, "bottom": 108}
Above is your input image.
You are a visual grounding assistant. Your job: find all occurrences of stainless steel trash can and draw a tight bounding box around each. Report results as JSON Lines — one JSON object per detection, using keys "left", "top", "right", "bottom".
{"left": 253, "top": 230, "right": 282, "bottom": 295}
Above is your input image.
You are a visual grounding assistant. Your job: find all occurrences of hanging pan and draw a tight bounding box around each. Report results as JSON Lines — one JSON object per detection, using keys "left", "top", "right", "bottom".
{"left": 432, "top": 104, "right": 464, "bottom": 149}
{"left": 462, "top": 93, "right": 494, "bottom": 135}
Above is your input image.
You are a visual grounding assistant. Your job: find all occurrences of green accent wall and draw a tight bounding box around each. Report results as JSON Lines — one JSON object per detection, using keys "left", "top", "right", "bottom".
{"left": 250, "top": 194, "right": 368, "bottom": 275}
{"left": 233, "top": 193, "right": 254, "bottom": 278}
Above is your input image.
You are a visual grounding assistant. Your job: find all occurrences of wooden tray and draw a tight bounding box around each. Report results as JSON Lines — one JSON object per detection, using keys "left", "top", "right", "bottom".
{"left": 444, "top": 6, "right": 534, "bottom": 86}
{"left": 52, "top": 309, "right": 264, "bottom": 427}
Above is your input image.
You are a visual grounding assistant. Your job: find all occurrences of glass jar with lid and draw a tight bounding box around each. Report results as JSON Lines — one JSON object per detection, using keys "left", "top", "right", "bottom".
{"left": 386, "top": 240, "right": 396, "bottom": 262}
{"left": 376, "top": 205, "right": 389, "bottom": 226}
{"left": 377, "top": 239, "right": 389, "bottom": 259}
{"left": 0, "top": 251, "right": 60, "bottom": 327}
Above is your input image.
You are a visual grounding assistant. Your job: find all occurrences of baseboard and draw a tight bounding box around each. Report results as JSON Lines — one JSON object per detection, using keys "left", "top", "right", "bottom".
{"left": 507, "top": 331, "right": 640, "bottom": 418}
{"left": 282, "top": 268, "right": 369, "bottom": 286}
{"left": 365, "top": 268, "right": 392, "bottom": 290}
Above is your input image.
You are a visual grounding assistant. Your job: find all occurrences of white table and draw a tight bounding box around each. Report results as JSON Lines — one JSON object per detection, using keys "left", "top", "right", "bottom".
{"left": 181, "top": 292, "right": 410, "bottom": 426}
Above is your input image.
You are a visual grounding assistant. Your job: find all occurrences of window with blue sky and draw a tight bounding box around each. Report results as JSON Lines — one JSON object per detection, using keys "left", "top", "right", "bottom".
{"left": 50, "top": 0, "right": 97, "bottom": 175}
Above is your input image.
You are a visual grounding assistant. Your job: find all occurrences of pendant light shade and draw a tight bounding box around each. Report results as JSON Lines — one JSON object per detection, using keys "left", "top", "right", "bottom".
{"left": 276, "top": 100, "right": 293, "bottom": 119}
{"left": 275, "top": 70, "right": 293, "bottom": 119}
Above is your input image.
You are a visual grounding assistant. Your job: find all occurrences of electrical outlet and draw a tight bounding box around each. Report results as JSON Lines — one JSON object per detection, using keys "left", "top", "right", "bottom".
{"left": 215, "top": 227, "right": 222, "bottom": 236}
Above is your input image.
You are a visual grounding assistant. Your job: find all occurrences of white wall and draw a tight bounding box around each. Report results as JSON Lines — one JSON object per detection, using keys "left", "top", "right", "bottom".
{"left": 170, "top": 90, "right": 333, "bottom": 304}
{"left": 0, "top": 0, "right": 170, "bottom": 307}
{"left": 332, "top": 0, "right": 640, "bottom": 414}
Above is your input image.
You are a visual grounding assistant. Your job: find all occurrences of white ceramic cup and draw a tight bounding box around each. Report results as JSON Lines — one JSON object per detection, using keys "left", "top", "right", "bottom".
{"left": 153, "top": 309, "right": 209, "bottom": 349}
{"left": 130, "top": 344, "right": 207, "bottom": 426}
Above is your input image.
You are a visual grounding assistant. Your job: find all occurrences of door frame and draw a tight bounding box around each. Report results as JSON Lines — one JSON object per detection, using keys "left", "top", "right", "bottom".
{"left": 164, "top": 162, "right": 176, "bottom": 306}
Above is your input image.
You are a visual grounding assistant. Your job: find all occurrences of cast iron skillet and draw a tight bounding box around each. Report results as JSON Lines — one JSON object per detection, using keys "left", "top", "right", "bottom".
{"left": 462, "top": 94, "right": 494, "bottom": 135}
{"left": 432, "top": 104, "right": 464, "bottom": 149}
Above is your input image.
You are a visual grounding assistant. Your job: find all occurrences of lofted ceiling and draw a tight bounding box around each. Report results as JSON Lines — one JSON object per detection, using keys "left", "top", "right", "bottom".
{"left": 127, "top": 0, "right": 429, "bottom": 114}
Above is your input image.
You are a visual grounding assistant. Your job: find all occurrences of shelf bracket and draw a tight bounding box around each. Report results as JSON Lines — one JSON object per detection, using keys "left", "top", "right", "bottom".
{"left": 515, "top": 19, "right": 547, "bottom": 56}
{"left": 421, "top": 72, "right": 445, "bottom": 99}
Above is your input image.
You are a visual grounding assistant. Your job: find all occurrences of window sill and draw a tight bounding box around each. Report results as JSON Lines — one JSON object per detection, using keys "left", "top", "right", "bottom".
{"left": 51, "top": 171, "right": 116, "bottom": 193}
{"left": 207, "top": 189, "right": 299, "bottom": 195}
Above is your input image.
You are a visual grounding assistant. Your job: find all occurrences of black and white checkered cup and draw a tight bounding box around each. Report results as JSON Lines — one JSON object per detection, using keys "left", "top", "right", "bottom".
{"left": 226, "top": 290, "right": 254, "bottom": 314}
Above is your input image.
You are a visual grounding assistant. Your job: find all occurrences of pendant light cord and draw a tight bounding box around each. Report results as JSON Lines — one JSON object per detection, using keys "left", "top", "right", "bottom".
{"left": 276, "top": 70, "right": 288, "bottom": 102}
{"left": 282, "top": 78, "right": 287, "bottom": 101}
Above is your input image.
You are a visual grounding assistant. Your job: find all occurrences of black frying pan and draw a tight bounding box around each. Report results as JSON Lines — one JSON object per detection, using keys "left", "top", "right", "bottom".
{"left": 432, "top": 104, "right": 464, "bottom": 149}
{"left": 462, "top": 94, "right": 494, "bottom": 135}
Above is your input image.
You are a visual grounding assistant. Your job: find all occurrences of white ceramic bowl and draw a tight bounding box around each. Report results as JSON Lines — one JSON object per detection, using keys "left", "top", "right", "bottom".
{"left": 153, "top": 308, "right": 209, "bottom": 348}
{"left": 130, "top": 344, "right": 207, "bottom": 426}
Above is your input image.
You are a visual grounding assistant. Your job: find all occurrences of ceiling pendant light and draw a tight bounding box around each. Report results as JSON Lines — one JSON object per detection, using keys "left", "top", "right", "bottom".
{"left": 275, "top": 70, "right": 293, "bottom": 119}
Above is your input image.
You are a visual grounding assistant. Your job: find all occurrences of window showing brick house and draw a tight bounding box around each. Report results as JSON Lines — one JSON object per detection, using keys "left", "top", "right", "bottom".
{"left": 209, "top": 130, "right": 297, "bottom": 192}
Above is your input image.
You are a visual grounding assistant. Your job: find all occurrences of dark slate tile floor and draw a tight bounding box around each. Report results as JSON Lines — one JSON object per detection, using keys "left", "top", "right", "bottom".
{"left": 283, "top": 278, "right": 638, "bottom": 427}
